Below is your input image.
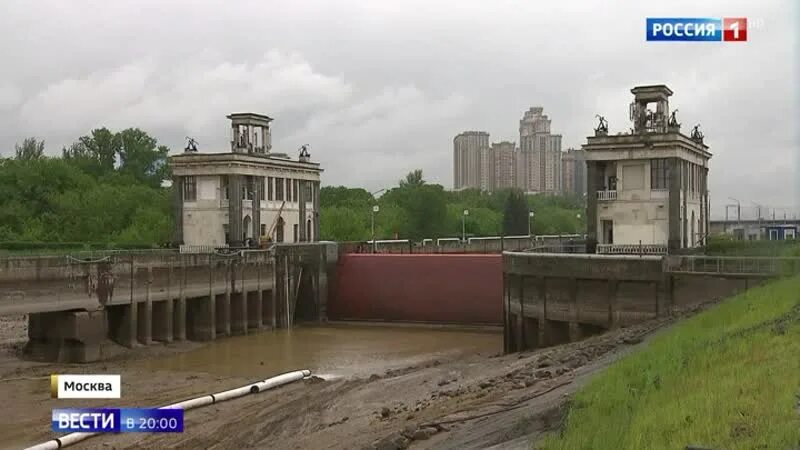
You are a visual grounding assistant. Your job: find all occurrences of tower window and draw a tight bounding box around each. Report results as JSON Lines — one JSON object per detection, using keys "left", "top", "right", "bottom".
{"left": 183, "top": 176, "right": 197, "bottom": 201}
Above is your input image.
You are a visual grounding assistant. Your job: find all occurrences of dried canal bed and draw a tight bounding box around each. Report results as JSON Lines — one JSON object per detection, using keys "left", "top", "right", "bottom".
{"left": 142, "top": 323, "right": 503, "bottom": 378}
{"left": 0, "top": 310, "right": 704, "bottom": 450}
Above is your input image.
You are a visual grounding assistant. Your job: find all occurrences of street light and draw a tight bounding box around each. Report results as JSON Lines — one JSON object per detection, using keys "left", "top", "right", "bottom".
{"left": 371, "top": 205, "right": 380, "bottom": 253}
{"left": 462, "top": 209, "right": 469, "bottom": 243}
{"left": 528, "top": 211, "right": 535, "bottom": 237}
{"left": 576, "top": 213, "right": 582, "bottom": 234}
{"left": 369, "top": 188, "right": 386, "bottom": 254}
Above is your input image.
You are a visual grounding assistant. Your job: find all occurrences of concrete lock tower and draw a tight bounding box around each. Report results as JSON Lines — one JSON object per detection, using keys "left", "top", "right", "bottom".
{"left": 171, "top": 113, "right": 323, "bottom": 249}
{"left": 583, "top": 85, "right": 711, "bottom": 254}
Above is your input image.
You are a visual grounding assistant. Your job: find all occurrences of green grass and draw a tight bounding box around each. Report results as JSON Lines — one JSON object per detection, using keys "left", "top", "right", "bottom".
{"left": 538, "top": 276, "right": 800, "bottom": 450}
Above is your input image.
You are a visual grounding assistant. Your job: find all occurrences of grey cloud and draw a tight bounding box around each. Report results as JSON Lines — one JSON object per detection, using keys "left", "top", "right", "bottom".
{"left": 0, "top": 0, "right": 796, "bottom": 217}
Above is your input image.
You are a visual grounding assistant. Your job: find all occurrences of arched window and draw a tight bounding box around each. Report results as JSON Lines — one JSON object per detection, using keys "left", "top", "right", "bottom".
{"left": 306, "top": 219, "right": 313, "bottom": 242}
{"left": 243, "top": 215, "right": 252, "bottom": 241}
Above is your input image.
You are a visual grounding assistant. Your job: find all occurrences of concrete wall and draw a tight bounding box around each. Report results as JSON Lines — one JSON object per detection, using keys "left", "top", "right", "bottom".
{"left": 504, "top": 253, "right": 668, "bottom": 353}
{"left": 330, "top": 254, "right": 503, "bottom": 325}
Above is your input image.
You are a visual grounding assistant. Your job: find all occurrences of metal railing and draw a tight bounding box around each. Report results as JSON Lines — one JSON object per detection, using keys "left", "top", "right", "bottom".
{"left": 597, "top": 244, "right": 667, "bottom": 255}
{"left": 666, "top": 255, "right": 800, "bottom": 276}
{"left": 597, "top": 190, "right": 617, "bottom": 201}
{"left": 179, "top": 244, "right": 230, "bottom": 254}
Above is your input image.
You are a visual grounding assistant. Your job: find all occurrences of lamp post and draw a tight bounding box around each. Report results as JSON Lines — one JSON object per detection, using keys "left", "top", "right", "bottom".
{"left": 369, "top": 188, "right": 386, "bottom": 254}
{"left": 528, "top": 211, "right": 535, "bottom": 237}
{"left": 371, "top": 205, "right": 380, "bottom": 253}
{"left": 462, "top": 209, "right": 469, "bottom": 243}
{"left": 576, "top": 213, "right": 582, "bottom": 234}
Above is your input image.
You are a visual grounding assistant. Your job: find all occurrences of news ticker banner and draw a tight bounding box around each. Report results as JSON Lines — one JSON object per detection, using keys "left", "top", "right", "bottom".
{"left": 51, "top": 374, "right": 121, "bottom": 399}
{"left": 647, "top": 18, "right": 748, "bottom": 42}
{"left": 52, "top": 408, "right": 184, "bottom": 433}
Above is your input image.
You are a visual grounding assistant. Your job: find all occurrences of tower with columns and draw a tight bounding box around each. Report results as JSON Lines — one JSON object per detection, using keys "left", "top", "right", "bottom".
{"left": 583, "top": 85, "right": 711, "bottom": 254}
{"left": 171, "top": 113, "right": 322, "bottom": 248}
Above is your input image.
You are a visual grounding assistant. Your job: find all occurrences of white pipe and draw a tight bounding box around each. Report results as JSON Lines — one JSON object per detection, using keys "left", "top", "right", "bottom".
{"left": 24, "top": 370, "right": 311, "bottom": 450}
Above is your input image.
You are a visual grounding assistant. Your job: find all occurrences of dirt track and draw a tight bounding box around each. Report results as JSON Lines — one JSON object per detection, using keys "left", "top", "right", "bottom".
{"left": 0, "top": 308, "right": 700, "bottom": 450}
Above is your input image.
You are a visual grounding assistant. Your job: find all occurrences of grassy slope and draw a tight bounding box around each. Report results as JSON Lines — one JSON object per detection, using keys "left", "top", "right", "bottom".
{"left": 538, "top": 276, "right": 800, "bottom": 450}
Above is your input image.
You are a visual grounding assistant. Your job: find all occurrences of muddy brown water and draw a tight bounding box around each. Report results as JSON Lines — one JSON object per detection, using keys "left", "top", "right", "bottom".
{"left": 144, "top": 324, "right": 502, "bottom": 379}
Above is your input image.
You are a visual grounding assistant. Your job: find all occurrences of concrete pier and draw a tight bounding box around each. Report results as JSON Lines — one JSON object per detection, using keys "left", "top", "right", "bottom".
{"left": 26, "top": 310, "right": 123, "bottom": 363}
{"left": 0, "top": 244, "right": 332, "bottom": 362}
{"left": 504, "top": 253, "right": 668, "bottom": 353}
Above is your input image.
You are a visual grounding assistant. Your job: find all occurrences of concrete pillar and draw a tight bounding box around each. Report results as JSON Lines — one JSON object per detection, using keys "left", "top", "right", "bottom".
{"left": 298, "top": 180, "right": 307, "bottom": 242}
{"left": 703, "top": 167, "right": 710, "bottom": 245}
{"left": 191, "top": 263, "right": 216, "bottom": 341}
{"left": 228, "top": 175, "right": 244, "bottom": 247}
{"left": 682, "top": 161, "right": 688, "bottom": 248}
{"left": 313, "top": 181, "right": 321, "bottom": 241}
{"left": 126, "top": 260, "right": 139, "bottom": 347}
{"left": 173, "top": 176, "right": 184, "bottom": 246}
{"left": 668, "top": 158, "right": 681, "bottom": 253}
{"left": 153, "top": 264, "right": 174, "bottom": 342}
{"left": 218, "top": 266, "right": 232, "bottom": 336}
{"left": 271, "top": 259, "right": 278, "bottom": 328}
{"left": 516, "top": 275, "right": 525, "bottom": 351}
{"left": 215, "top": 290, "right": 232, "bottom": 336}
{"left": 249, "top": 263, "right": 264, "bottom": 329}
{"left": 607, "top": 279, "right": 619, "bottom": 328}
{"left": 231, "top": 264, "right": 248, "bottom": 335}
{"left": 585, "top": 161, "right": 600, "bottom": 253}
{"left": 567, "top": 277, "right": 582, "bottom": 341}
{"left": 658, "top": 275, "right": 673, "bottom": 317}
{"left": 152, "top": 300, "right": 173, "bottom": 342}
{"left": 503, "top": 272, "right": 510, "bottom": 353}
{"left": 137, "top": 267, "right": 152, "bottom": 345}
{"left": 537, "top": 276, "right": 547, "bottom": 347}
{"left": 174, "top": 264, "right": 187, "bottom": 341}
{"left": 231, "top": 292, "right": 247, "bottom": 335}
{"left": 252, "top": 176, "right": 263, "bottom": 245}
{"left": 249, "top": 289, "right": 263, "bottom": 329}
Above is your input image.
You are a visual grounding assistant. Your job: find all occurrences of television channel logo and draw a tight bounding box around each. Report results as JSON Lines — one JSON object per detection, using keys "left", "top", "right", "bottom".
{"left": 647, "top": 18, "right": 747, "bottom": 42}
{"left": 52, "top": 408, "right": 184, "bottom": 433}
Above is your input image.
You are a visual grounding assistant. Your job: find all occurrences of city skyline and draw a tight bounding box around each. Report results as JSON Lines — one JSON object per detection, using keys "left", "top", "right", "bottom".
{"left": 0, "top": 0, "right": 796, "bottom": 217}
{"left": 454, "top": 106, "right": 576, "bottom": 195}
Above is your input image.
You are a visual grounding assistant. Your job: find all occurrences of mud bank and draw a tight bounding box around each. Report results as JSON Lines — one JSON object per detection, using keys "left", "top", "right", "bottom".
{"left": 0, "top": 306, "right": 705, "bottom": 450}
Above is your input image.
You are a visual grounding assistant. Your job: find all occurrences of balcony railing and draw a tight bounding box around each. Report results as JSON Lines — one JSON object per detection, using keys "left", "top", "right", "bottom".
{"left": 596, "top": 190, "right": 617, "bottom": 201}
{"left": 596, "top": 244, "right": 667, "bottom": 255}
{"left": 179, "top": 244, "right": 230, "bottom": 254}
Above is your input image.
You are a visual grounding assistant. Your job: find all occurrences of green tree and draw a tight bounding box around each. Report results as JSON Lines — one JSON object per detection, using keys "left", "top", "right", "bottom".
{"left": 503, "top": 189, "right": 529, "bottom": 235}
{"left": 117, "top": 128, "right": 170, "bottom": 186}
{"left": 448, "top": 204, "right": 501, "bottom": 237}
{"left": 320, "top": 186, "right": 373, "bottom": 209}
{"left": 62, "top": 128, "right": 119, "bottom": 176}
{"left": 14, "top": 137, "right": 45, "bottom": 161}
{"left": 374, "top": 202, "right": 408, "bottom": 239}
{"left": 320, "top": 206, "right": 369, "bottom": 241}
{"left": 399, "top": 169, "right": 425, "bottom": 188}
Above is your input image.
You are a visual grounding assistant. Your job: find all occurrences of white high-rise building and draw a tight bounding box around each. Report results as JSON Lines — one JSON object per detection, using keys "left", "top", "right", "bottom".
{"left": 453, "top": 131, "right": 489, "bottom": 190}
{"left": 519, "top": 107, "right": 563, "bottom": 194}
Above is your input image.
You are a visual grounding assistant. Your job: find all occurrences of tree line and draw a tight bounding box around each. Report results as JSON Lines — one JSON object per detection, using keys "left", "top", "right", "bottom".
{"left": 320, "top": 169, "right": 586, "bottom": 242}
{"left": 0, "top": 131, "right": 172, "bottom": 247}
{"left": 1, "top": 132, "right": 585, "bottom": 250}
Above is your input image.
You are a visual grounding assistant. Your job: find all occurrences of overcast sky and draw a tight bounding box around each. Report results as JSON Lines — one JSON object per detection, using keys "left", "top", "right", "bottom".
{"left": 0, "top": 0, "right": 797, "bottom": 218}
